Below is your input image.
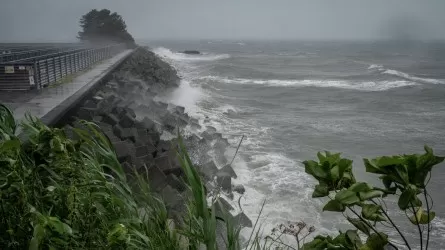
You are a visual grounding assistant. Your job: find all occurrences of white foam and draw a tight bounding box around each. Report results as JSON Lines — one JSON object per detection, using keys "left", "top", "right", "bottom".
{"left": 368, "top": 64, "right": 384, "bottom": 70}
{"left": 383, "top": 69, "right": 444, "bottom": 84}
{"left": 152, "top": 47, "right": 230, "bottom": 62}
{"left": 199, "top": 76, "right": 418, "bottom": 91}
{"left": 217, "top": 104, "right": 238, "bottom": 114}
{"left": 368, "top": 64, "right": 444, "bottom": 85}
{"left": 156, "top": 80, "right": 204, "bottom": 116}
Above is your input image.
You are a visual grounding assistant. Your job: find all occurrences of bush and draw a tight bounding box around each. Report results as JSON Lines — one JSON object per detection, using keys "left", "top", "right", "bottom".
{"left": 301, "top": 149, "right": 443, "bottom": 250}
{"left": 78, "top": 9, "right": 135, "bottom": 46}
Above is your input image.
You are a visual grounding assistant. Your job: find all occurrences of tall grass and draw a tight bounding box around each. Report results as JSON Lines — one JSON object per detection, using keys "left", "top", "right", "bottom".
{"left": 0, "top": 104, "right": 246, "bottom": 250}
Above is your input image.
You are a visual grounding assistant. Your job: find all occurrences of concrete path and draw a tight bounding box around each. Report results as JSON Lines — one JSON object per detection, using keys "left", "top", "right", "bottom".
{"left": 0, "top": 49, "right": 133, "bottom": 125}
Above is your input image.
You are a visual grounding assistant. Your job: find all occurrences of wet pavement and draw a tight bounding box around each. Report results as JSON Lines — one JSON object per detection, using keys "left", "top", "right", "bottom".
{"left": 0, "top": 49, "right": 133, "bottom": 124}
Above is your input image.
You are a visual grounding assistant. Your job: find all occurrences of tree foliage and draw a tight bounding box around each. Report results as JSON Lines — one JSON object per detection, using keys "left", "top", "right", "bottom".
{"left": 78, "top": 9, "right": 135, "bottom": 45}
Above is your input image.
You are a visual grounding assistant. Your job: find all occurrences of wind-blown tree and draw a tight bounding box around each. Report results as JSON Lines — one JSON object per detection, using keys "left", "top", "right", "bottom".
{"left": 78, "top": 9, "right": 135, "bottom": 46}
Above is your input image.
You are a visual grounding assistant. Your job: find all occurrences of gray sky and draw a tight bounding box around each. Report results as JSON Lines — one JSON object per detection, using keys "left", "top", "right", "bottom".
{"left": 1, "top": 0, "right": 444, "bottom": 42}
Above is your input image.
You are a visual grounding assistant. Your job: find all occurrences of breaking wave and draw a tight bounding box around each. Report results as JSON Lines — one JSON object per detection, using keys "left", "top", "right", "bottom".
{"left": 199, "top": 75, "right": 418, "bottom": 91}
{"left": 368, "top": 64, "right": 444, "bottom": 84}
{"left": 153, "top": 47, "right": 230, "bottom": 62}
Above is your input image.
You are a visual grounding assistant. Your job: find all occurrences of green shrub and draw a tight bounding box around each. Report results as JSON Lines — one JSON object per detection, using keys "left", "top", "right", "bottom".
{"left": 302, "top": 149, "right": 443, "bottom": 250}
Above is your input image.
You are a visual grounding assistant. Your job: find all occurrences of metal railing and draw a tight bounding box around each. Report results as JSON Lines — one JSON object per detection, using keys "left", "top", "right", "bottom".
{"left": 0, "top": 48, "right": 62, "bottom": 63}
{"left": 0, "top": 43, "right": 126, "bottom": 90}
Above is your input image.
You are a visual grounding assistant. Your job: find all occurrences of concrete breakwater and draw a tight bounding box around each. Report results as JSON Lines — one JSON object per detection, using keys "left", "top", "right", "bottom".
{"left": 60, "top": 47, "right": 252, "bottom": 233}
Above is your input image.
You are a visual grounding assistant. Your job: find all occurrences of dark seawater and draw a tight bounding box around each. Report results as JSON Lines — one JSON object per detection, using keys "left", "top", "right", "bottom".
{"left": 146, "top": 40, "right": 445, "bottom": 248}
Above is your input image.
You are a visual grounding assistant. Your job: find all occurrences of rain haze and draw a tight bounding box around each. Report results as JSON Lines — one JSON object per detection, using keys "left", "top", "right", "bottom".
{"left": 1, "top": 0, "right": 445, "bottom": 42}
{"left": 2, "top": 1, "right": 445, "bottom": 249}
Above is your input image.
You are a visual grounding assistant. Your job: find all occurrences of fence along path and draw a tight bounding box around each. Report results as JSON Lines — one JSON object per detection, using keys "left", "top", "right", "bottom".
{"left": 0, "top": 44, "right": 126, "bottom": 90}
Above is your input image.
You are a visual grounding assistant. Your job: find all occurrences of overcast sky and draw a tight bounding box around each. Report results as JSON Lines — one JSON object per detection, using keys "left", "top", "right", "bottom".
{"left": 1, "top": 0, "right": 444, "bottom": 42}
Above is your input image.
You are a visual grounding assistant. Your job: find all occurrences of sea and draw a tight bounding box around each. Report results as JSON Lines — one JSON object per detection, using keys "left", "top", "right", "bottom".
{"left": 146, "top": 40, "right": 445, "bottom": 249}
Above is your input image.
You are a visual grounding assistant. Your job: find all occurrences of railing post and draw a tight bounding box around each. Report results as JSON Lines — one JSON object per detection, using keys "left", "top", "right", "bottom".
{"left": 75, "top": 53, "right": 79, "bottom": 72}
{"left": 53, "top": 58, "right": 57, "bottom": 83}
{"left": 64, "top": 56, "right": 68, "bottom": 76}
{"left": 46, "top": 59, "right": 50, "bottom": 87}
{"left": 59, "top": 56, "right": 63, "bottom": 78}
{"left": 89, "top": 50, "right": 92, "bottom": 66}
{"left": 33, "top": 62, "right": 40, "bottom": 90}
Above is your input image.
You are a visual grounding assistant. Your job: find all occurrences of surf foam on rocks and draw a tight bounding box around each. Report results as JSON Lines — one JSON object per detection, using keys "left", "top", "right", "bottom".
{"left": 61, "top": 47, "right": 251, "bottom": 239}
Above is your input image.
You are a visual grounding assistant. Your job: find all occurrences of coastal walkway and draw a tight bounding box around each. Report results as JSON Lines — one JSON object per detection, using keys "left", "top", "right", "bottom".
{"left": 0, "top": 49, "right": 134, "bottom": 126}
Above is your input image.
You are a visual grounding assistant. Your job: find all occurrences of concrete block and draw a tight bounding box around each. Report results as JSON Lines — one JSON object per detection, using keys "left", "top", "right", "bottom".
{"left": 201, "top": 131, "right": 213, "bottom": 141}
{"left": 145, "top": 166, "right": 166, "bottom": 191}
{"left": 97, "top": 122, "right": 113, "bottom": 133}
{"left": 113, "top": 124, "right": 125, "bottom": 139}
{"left": 219, "top": 164, "right": 237, "bottom": 178}
{"left": 121, "top": 128, "right": 138, "bottom": 143}
{"left": 215, "top": 197, "right": 234, "bottom": 212}
{"left": 102, "top": 113, "right": 119, "bottom": 126}
{"left": 234, "top": 212, "right": 252, "bottom": 228}
{"left": 199, "top": 161, "right": 219, "bottom": 180}
{"left": 92, "top": 116, "right": 103, "bottom": 123}
{"left": 119, "top": 112, "right": 136, "bottom": 128}
{"left": 157, "top": 140, "right": 171, "bottom": 153}
{"left": 77, "top": 107, "right": 95, "bottom": 120}
{"left": 83, "top": 99, "right": 98, "bottom": 109}
{"left": 216, "top": 172, "right": 232, "bottom": 192}
{"left": 139, "top": 117, "right": 156, "bottom": 130}
{"left": 206, "top": 126, "right": 217, "bottom": 133}
{"left": 113, "top": 141, "right": 132, "bottom": 163}
{"left": 233, "top": 184, "right": 245, "bottom": 195}
{"left": 166, "top": 174, "right": 186, "bottom": 192}
{"left": 104, "top": 130, "right": 121, "bottom": 143}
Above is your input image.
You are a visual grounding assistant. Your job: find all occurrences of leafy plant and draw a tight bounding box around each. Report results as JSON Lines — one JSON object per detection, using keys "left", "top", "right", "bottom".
{"left": 303, "top": 148, "right": 444, "bottom": 250}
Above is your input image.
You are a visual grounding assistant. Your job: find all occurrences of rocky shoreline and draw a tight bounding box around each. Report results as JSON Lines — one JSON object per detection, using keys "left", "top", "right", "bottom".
{"left": 62, "top": 47, "right": 252, "bottom": 232}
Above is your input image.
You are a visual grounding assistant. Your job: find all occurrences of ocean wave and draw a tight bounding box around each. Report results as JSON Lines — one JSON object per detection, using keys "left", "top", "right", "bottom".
{"left": 199, "top": 76, "right": 418, "bottom": 91}
{"left": 368, "top": 64, "right": 444, "bottom": 84}
{"left": 152, "top": 47, "right": 230, "bottom": 62}
{"left": 368, "top": 64, "right": 384, "bottom": 70}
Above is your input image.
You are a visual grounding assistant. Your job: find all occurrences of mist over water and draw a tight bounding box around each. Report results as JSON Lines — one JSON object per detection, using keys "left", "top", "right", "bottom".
{"left": 150, "top": 40, "right": 445, "bottom": 248}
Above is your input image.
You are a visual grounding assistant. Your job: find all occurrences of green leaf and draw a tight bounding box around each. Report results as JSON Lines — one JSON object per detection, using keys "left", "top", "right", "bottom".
{"left": 362, "top": 204, "right": 386, "bottom": 222}
{"left": 317, "top": 152, "right": 327, "bottom": 163}
{"left": 335, "top": 189, "right": 360, "bottom": 205}
{"left": 380, "top": 176, "right": 393, "bottom": 189}
{"left": 364, "top": 159, "right": 384, "bottom": 174}
{"left": 349, "top": 182, "right": 372, "bottom": 193}
{"left": 409, "top": 208, "right": 436, "bottom": 225}
{"left": 323, "top": 200, "right": 345, "bottom": 212}
{"left": 330, "top": 165, "right": 340, "bottom": 181}
{"left": 394, "top": 164, "right": 409, "bottom": 185}
{"left": 376, "top": 156, "right": 404, "bottom": 168}
{"left": 398, "top": 188, "right": 416, "bottom": 210}
{"left": 304, "top": 160, "right": 328, "bottom": 180}
{"left": 359, "top": 190, "right": 383, "bottom": 201}
{"left": 347, "top": 217, "right": 371, "bottom": 236}
{"left": 338, "top": 158, "right": 352, "bottom": 177}
{"left": 313, "top": 184, "right": 329, "bottom": 198}
{"left": 365, "top": 233, "right": 388, "bottom": 250}
{"left": 29, "top": 237, "right": 39, "bottom": 250}
{"left": 346, "top": 230, "right": 363, "bottom": 248}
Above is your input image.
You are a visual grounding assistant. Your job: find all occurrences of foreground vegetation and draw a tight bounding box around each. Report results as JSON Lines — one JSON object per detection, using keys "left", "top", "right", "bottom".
{"left": 0, "top": 103, "right": 442, "bottom": 250}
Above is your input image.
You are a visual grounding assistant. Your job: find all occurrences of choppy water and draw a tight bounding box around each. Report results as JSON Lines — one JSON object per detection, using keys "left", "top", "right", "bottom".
{"left": 147, "top": 40, "right": 445, "bottom": 248}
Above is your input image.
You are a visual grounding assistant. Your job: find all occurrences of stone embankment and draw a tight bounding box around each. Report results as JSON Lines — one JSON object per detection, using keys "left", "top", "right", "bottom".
{"left": 62, "top": 47, "right": 252, "bottom": 230}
